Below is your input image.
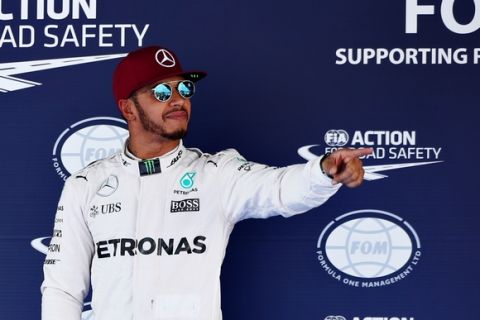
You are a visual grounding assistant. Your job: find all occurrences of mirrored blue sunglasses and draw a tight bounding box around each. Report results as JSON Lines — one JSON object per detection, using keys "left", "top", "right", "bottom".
{"left": 151, "top": 80, "right": 195, "bottom": 102}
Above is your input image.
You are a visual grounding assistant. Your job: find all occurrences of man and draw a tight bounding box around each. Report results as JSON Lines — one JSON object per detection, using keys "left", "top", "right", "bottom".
{"left": 41, "top": 46, "right": 372, "bottom": 320}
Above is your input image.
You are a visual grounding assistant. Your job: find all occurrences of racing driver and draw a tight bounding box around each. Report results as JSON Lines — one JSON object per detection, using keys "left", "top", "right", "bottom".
{"left": 41, "top": 45, "right": 373, "bottom": 320}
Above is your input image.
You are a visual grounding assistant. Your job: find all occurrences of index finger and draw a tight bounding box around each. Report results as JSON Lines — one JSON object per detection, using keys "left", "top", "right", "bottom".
{"left": 344, "top": 147, "right": 374, "bottom": 158}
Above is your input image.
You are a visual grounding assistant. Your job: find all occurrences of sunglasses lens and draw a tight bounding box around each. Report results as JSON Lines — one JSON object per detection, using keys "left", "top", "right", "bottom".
{"left": 178, "top": 81, "right": 195, "bottom": 98}
{"left": 153, "top": 84, "right": 172, "bottom": 101}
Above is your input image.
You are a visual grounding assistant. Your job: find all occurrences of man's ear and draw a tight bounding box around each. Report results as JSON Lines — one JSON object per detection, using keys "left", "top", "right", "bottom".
{"left": 118, "top": 98, "right": 136, "bottom": 121}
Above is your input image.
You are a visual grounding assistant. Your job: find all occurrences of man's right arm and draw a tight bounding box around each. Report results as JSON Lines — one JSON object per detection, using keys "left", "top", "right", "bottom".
{"left": 41, "top": 177, "right": 94, "bottom": 320}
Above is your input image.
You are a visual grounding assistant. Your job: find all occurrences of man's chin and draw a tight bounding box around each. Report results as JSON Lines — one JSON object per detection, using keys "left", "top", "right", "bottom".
{"left": 161, "top": 128, "right": 188, "bottom": 140}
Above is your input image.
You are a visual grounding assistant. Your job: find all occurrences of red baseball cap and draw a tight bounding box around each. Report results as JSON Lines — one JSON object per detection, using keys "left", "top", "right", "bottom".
{"left": 112, "top": 45, "right": 207, "bottom": 102}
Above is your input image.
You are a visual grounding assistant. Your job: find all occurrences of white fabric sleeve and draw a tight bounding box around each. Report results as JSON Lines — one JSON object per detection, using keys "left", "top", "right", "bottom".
{"left": 219, "top": 150, "right": 342, "bottom": 224}
{"left": 41, "top": 177, "right": 94, "bottom": 320}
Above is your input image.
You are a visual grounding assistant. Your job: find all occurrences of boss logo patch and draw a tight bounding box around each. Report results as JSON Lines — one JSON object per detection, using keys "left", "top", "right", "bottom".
{"left": 170, "top": 198, "right": 200, "bottom": 213}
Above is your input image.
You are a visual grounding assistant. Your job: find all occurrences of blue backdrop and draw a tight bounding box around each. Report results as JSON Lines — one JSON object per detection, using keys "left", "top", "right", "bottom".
{"left": 1, "top": 0, "right": 478, "bottom": 319}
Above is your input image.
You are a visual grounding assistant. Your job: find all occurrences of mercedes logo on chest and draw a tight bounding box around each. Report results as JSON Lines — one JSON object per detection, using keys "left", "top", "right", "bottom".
{"left": 97, "top": 175, "right": 119, "bottom": 197}
{"left": 155, "top": 49, "right": 176, "bottom": 67}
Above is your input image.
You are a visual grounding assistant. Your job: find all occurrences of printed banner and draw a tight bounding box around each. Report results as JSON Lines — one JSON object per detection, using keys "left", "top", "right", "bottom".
{"left": 0, "top": 0, "right": 477, "bottom": 319}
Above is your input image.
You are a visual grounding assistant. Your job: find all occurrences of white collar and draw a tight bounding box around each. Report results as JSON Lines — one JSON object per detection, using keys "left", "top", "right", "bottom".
{"left": 121, "top": 139, "right": 186, "bottom": 177}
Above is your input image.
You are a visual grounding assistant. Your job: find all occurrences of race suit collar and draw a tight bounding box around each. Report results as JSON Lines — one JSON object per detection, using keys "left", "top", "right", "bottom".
{"left": 121, "top": 139, "right": 186, "bottom": 177}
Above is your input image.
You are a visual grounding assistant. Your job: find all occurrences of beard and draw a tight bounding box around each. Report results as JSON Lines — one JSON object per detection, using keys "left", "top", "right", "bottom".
{"left": 134, "top": 99, "right": 188, "bottom": 140}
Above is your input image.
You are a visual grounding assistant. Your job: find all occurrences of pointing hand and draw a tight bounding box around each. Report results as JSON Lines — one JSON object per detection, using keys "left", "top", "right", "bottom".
{"left": 321, "top": 148, "right": 374, "bottom": 188}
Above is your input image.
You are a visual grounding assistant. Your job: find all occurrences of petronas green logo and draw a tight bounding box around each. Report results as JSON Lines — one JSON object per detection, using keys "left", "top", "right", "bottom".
{"left": 144, "top": 159, "right": 156, "bottom": 175}
{"left": 180, "top": 172, "right": 196, "bottom": 189}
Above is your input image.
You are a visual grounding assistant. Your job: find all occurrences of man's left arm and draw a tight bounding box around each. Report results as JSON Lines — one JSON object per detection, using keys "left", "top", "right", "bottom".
{"left": 219, "top": 148, "right": 373, "bottom": 224}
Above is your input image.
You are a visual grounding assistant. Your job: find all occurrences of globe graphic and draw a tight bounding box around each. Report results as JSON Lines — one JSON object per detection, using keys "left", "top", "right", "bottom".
{"left": 60, "top": 124, "right": 128, "bottom": 174}
{"left": 325, "top": 217, "right": 412, "bottom": 278}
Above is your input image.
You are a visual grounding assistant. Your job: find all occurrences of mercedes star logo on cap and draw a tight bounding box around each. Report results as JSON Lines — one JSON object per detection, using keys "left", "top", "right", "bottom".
{"left": 155, "top": 49, "right": 176, "bottom": 67}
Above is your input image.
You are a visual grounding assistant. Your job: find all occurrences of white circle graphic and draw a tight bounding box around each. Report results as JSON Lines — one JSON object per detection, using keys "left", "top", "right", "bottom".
{"left": 325, "top": 217, "right": 412, "bottom": 278}
{"left": 52, "top": 117, "right": 128, "bottom": 179}
{"left": 60, "top": 124, "right": 128, "bottom": 174}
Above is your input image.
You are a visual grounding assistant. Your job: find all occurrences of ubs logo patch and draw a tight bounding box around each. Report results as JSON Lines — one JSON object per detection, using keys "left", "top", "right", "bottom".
{"left": 90, "top": 202, "right": 122, "bottom": 218}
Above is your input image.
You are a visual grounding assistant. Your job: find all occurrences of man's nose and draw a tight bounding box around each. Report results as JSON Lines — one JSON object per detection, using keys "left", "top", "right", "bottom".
{"left": 169, "top": 89, "right": 186, "bottom": 107}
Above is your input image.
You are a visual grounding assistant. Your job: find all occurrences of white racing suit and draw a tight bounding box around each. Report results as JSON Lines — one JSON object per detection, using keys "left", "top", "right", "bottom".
{"left": 41, "top": 140, "right": 341, "bottom": 320}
